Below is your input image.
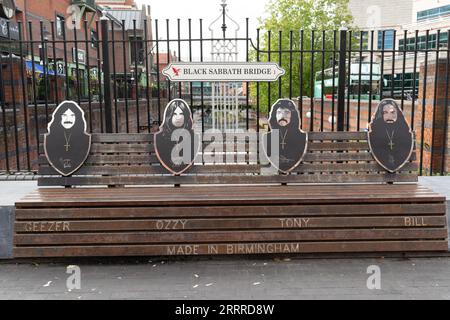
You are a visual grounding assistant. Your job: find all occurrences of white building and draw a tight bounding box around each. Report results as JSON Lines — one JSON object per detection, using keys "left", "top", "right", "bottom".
{"left": 348, "top": 0, "right": 450, "bottom": 98}
{"left": 95, "top": 0, "right": 137, "bottom": 10}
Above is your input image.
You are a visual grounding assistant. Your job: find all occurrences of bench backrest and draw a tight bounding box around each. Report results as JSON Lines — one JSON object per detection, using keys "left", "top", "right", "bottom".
{"left": 38, "top": 131, "right": 418, "bottom": 187}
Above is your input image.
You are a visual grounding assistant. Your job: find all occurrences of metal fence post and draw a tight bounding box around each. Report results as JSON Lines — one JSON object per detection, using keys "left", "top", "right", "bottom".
{"left": 337, "top": 28, "right": 347, "bottom": 132}
{"left": 101, "top": 18, "right": 113, "bottom": 133}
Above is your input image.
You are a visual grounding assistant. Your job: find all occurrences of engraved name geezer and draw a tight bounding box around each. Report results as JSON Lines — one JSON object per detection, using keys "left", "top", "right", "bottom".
{"left": 24, "top": 221, "right": 71, "bottom": 232}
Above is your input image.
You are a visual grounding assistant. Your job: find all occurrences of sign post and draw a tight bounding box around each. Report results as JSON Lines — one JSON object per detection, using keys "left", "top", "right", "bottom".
{"left": 337, "top": 28, "right": 347, "bottom": 132}
{"left": 101, "top": 18, "right": 113, "bottom": 133}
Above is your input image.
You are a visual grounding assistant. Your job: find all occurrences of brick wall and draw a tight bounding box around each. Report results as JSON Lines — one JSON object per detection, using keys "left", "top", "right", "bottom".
{"left": 14, "top": 0, "right": 102, "bottom": 67}
{"left": 416, "top": 59, "right": 450, "bottom": 175}
{"left": 0, "top": 58, "right": 27, "bottom": 108}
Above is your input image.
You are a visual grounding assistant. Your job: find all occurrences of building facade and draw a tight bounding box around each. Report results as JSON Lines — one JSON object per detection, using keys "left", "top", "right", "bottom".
{"left": 349, "top": 0, "right": 450, "bottom": 99}
{"left": 0, "top": 0, "right": 157, "bottom": 172}
{"left": 0, "top": 0, "right": 153, "bottom": 104}
{"left": 1, "top": 0, "right": 112, "bottom": 104}
{"left": 102, "top": 4, "right": 153, "bottom": 99}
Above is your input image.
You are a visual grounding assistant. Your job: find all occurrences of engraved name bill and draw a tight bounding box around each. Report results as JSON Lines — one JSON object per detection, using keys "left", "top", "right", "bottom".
{"left": 404, "top": 217, "right": 427, "bottom": 227}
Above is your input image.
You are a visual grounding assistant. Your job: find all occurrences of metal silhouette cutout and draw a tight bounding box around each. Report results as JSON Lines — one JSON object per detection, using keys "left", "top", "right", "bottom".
{"left": 263, "top": 99, "right": 308, "bottom": 174}
{"left": 154, "top": 99, "right": 200, "bottom": 175}
{"left": 368, "top": 99, "right": 414, "bottom": 173}
{"left": 44, "top": 101, "right": 91, "bottom": 176}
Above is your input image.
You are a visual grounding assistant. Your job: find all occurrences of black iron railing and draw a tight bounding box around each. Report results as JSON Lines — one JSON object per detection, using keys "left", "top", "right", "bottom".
{"left": 0, "top": 19, "right": 449, "bottom": 176}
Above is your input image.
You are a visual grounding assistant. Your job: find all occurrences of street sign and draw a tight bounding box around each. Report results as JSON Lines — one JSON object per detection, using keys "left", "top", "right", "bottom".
{"left": 0, "top": 0, "right": 15, "bottom": 19}
{"left": 0, "top": 17, "right": 18, "bottom": 40}
{"left": 162, "top": 62, "right": 285, "bottom": 82}
{"left": 72, "top": 48, "right": 86, "bottom": 64}
{"left": 56, "top": 61, "right": 65, "bottom": 75}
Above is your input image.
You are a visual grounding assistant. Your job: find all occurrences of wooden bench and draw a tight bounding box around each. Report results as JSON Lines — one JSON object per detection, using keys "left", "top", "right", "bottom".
{"left": 13, "top": 132, "right": 448, "bottom": 258}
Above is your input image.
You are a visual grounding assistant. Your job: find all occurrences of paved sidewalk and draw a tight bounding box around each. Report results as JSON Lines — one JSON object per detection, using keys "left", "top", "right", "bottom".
{"left": 1, "top": 257, "right": 450, "bottom": 300}
{"left": 419, "top": 177, "right": 450, "bottom": 200}
{"left": 0, "top": 181, "right": 38, "bottom": 206}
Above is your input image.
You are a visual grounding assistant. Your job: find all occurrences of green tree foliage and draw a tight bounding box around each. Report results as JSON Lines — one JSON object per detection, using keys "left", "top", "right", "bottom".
{"left": 250, "top": 0, "right": 354, "bottom": 114}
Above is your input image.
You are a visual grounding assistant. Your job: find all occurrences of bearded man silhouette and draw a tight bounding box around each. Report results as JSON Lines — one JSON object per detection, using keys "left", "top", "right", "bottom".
{"left": 263, "top": 99, "right": 308, "bottom": 174}
{"left": 368, "top": 99, "right": 414, "bottom": 173}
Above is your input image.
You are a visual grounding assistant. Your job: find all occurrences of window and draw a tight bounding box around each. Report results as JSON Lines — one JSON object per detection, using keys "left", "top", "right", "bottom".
{"left": 417, "top": 5, "right": 450, "bottom": 21}
{"left": 439, "top": 32, "right": 449, "bottom": 48}
{"left": 130, "top": 36, "right": 144, "bottom": 65}
{"left": 383, "top": 72, "right": 420, "bottom": 95}
{"left": 399, "top": 32, "right": 448, "bottom": 51}
{"left": 91, "top": 30, "right": 98, "bottom": 49}
{"left": 378, "top": 30, "right": 395, "bottom": 50}
{"left": 353, "top": 31, "right": 369, "bottom": 50}
{"left": 56, "top": 15, "right": 65, "bottom": 38}
{"left": 70, "top": 68, "right": 87, "bottom": 98}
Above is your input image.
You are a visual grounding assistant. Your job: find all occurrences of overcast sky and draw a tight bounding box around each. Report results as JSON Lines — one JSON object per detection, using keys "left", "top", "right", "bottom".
{"left": 135, "top": 0, "right": 269, "bottom": 28}
{"left": 134, "top": 0, "right": 270, "bottom": 60}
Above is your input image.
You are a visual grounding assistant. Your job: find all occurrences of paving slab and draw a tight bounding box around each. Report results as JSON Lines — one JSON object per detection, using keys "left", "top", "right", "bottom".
{"left": 419, "top": 177, "right": 450, "bottom": 200}
{"left": 0, "top": 258, "right": 450, "bottom": 300}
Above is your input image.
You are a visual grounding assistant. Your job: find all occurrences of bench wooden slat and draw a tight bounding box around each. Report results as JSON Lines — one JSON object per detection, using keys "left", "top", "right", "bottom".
{"left": 92, "top": 134, "right": 154, "bottom": 143}
{"left": 39, "top": 164, "right": 263, "bottom": 175}
{"left": 200, "top": 131, "right": 370, "bottom": 141}
{"left": 15, "top": 228, "right": 448, "bottom": 246}
{"left": 38, "top": 162, "right": 418, "bottom": 176}
{"left": 308, "top": 142, "right": 369, "bottom": 151}
{"left": 308, "top": 132, "right": 369, "bottom": 140}
{"left": 20, "top": 186, "right": 439, "bottom": 201}
{"left": 294, "top": 162, "right": 418, "bottom": 173}
{"left": 15, "top": 203, "right": 447, "bottom": 220}
{"left": 40, "top": 141, "right": 375, "bottom": 158}
{"left": 19, "top": 185, "right": 443, "bottom": 209}
{"left": 15, "top": 216, "right": 447, "bottom": 233}
{"left": 14, "top": 240, "right": 449, "bottom": 258}
{"left": 90, "top": 144, "right": 153, "bottom": 153}
{"left": 38, "top": 155, "right": 156, "bottom": 165}
{"left": 37, "top": 173, "right": 419, "bottom": 187}
{"left": 305, "top": 152, "right": 417, "bottom": 162}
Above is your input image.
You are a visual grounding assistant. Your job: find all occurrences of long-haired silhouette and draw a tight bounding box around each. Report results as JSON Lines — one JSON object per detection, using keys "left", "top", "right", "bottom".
{"left": 154, "top": 99, "right": 199, "bottom": 175}
{"left": 44, "top": 101, "right": 91, "bottom": 176}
